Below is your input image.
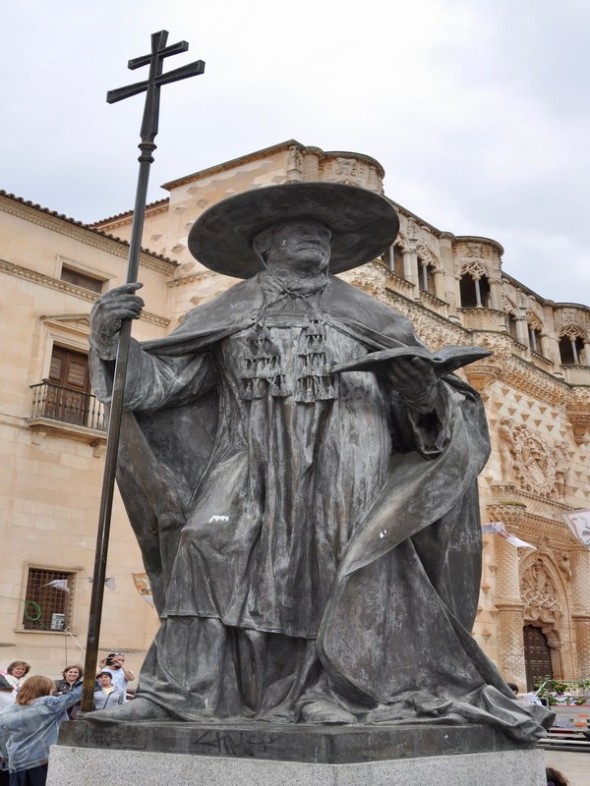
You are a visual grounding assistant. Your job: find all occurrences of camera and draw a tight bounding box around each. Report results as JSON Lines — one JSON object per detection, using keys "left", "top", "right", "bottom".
{"left": 105, "top": 654, "right": 115, "bottom": 666}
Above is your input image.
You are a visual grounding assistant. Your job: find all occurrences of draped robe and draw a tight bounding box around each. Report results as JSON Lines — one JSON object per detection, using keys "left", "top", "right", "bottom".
{"left": 90, "top": 271, "right": 552, "bottom": 740}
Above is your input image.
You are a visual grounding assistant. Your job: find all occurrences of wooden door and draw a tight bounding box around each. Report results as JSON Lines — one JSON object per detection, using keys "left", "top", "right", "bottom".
{"left": 47, "top": 346, "right": 90, "bottom": 426}
{"left": 523, "top": 624, "right": 553, "bottom": 691}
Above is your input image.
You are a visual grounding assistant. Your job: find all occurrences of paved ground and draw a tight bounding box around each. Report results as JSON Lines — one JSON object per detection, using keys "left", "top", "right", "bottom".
{"left": 544, "top": 750, "right": 590, "bottom": 785}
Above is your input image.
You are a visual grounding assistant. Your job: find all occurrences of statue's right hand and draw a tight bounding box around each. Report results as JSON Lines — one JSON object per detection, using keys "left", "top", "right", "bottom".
{"left": 89, "top": 282, "right": 144, "bottom": 360}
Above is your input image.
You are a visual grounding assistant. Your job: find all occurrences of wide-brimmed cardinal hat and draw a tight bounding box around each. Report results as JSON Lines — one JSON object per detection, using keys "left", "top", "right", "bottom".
{"left": 187, "top": 182, "right": 399, "bottom": 278}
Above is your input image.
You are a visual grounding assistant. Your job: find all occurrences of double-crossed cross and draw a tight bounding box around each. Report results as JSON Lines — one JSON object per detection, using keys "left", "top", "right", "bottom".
{"left": 107, "top": 29, "right": 205, "bottom": 148}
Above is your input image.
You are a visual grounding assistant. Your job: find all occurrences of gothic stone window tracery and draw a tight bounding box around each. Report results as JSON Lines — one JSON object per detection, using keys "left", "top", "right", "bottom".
{"left": 381, "top": 243, "right": 404, "bottom": 277}
{"left": 505, "top": 310, "right": 519, "bottom": 342}
{"left": 396, "top": 232, "right": 410, "bottom": 254}
{"left": 459, "top": 261, "right": 491, "bottom": 308}
{"left": 527, "top": 313, "right": 544, "bottom": 356}
{"left": 416, "top": 243, "right": 439, "bottom": 296}
{"left": 522, "top": 559, "right": 561, "bottom": 626}
{"left": 558, "top": 325, "right": 587, "bottom": 366}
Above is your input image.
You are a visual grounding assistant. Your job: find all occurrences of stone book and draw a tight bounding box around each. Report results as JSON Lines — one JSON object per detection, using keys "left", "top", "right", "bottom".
{"left": 332, "top": 344, "right": 491, "bottom": 376}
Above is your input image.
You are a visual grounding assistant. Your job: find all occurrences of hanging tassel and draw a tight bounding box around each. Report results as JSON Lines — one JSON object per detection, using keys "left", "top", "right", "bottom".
{"left": 295, "top": 320, "right": 338, "bottom": 402}
{"left": 239, "top": 324, "right": 291, "bottom": 399}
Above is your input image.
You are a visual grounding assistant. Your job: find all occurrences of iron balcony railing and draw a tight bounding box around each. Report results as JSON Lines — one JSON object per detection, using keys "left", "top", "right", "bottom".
{"left": 30, "top": 381, "right": 106, "bottom": 431}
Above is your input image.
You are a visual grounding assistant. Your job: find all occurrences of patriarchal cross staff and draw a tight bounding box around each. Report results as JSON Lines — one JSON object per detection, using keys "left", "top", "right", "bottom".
{"left": 81, "top": 30, "right": 205, "bottom": 712}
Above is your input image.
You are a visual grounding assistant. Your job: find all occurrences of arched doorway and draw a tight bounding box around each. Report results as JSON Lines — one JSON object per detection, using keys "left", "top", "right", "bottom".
{"left": 523, "top": 624, "right": 553, "bottom": 691}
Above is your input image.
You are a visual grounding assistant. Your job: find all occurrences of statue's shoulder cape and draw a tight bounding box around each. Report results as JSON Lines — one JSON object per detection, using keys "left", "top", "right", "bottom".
{"left": 114, "top": 274, "right": 488, "bottom": 615}
{"left": 140, "top": 275, "right": 420, "bottom": 357}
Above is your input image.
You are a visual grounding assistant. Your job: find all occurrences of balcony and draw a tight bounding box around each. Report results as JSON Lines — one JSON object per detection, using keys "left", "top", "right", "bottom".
{"left": 419, "top": 289, "right": 449, "bottom": 318}
{"left": 29, "top": 381, "right": 106, "bottom": 446}
{"left": 561, "top": 364, "right": 590, "bottom": 386}
{"left": 459, "top": 307, "right": 507, "bottom": 332}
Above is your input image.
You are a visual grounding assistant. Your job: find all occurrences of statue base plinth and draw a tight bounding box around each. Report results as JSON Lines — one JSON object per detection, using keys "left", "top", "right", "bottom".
{"left": 48, "top": 720, "right": 546, "bottom": 785}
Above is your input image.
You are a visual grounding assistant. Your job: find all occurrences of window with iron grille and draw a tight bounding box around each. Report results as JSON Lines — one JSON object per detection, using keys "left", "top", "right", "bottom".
{"left": 22, "top": 568, "right": 75, "bottom": 631}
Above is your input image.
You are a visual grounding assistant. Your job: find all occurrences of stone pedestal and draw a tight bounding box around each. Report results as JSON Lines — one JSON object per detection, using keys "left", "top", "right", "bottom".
{"left": 47, "top": 720, "right": 547, "bottom": 785}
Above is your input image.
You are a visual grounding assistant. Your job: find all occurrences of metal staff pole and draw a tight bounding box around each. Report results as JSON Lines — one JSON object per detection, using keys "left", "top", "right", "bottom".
{"left": 82, "top": 30, "right": 205, "bottom": 712}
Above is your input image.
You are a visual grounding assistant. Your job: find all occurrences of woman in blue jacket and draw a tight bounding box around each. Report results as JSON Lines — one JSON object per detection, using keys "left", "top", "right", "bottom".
{"left": 0, "top": 675, "right": 81, "bottom": 786}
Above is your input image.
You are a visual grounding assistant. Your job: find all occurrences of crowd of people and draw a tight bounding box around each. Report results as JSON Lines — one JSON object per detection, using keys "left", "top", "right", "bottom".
{"left": 0, "top": 654, "right": 134, "bottom": 786}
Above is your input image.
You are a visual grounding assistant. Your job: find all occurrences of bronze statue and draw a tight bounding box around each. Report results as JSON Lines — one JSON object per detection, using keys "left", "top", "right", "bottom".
{"left": 88, "top": 183, "right": 550, "bottom": 740}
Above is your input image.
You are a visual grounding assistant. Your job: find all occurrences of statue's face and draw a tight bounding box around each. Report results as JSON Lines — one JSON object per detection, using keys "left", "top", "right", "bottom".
{"left": 265, "top": 220, "right": 332, "bottom": 272}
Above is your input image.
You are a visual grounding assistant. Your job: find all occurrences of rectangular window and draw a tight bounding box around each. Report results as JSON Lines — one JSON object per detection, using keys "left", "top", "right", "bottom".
{"left": 60, "top": 265, "right": 105, "bottom": 294}
{"left": 22, "top": 568, "right": 75, "bottom": 631}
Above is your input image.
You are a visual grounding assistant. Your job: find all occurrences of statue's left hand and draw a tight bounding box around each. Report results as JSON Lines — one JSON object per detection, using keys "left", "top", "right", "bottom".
{"left": 386, "top": 357, "right": 439, "bottom": 413}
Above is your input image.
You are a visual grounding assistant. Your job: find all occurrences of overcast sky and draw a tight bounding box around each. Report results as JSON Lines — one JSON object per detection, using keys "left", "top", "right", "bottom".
{"left": 2, "top": 0, "right": 589, "bottom": 304}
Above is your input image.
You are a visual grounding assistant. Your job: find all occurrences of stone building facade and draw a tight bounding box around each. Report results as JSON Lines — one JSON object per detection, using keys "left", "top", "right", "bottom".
{"left": 1, "top": 139, "right": 589, "bottom": 689}
{"left": 0, "top": 193, "right": 169, "bottom": 678}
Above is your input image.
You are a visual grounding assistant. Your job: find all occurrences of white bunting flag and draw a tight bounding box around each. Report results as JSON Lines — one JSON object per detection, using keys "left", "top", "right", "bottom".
{"left": 482, "top": 522, "right": 536, "bottom": 550}
{"left": 43, "top": 579, "right": 70, "bottom": 592}
{"left": 563, "top": 510, "right": 590, "bottom": 548}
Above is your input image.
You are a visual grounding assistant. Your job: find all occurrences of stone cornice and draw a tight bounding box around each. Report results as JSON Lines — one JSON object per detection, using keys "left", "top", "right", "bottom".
{"left": 94, "top": 199, "right": 169, "bottom": 230}
{"left": 41, "top": 315, "right": 90, "bottom": 339}
{"left": 488, "top": 484, "right": 577, "bottom": 515}
{"left": 0, "top": 196, "right": 176, "bottom": 275}
{"left": 140, "top": 311, "right": 171, "bottom": 328}
{"left": 502, "top": 354, "right": 570, "bottom": 406}
{"left": 28, "top": 417, "right": 107, "bottom": 450}
{"left": 166, "top": 270, "right": 218, "bottom": 289}
{"left": 0, "top": 259, "right": 170, "bottom": 328}
{"left": 487, "top": 491, "right": 580, "bottom": 549}
{"left": 494, "top": 601, "right": 525, "bottom": 611}
{"left": 161, "top": 139, "right": 301, "bottom": 190}
{"left": 1, "top": 258, "right": 98, "bottom": 302}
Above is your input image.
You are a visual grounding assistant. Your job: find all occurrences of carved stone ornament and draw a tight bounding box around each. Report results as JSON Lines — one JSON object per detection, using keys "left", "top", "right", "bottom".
{"left": 287, "top": 145, "right": 304, "bottom": 182}
{"left": 333, "top": 157, "right": 361, "bottom": 185}
{"left": 416, "top": 242, "right": 439, "bottom": 270}
{"left": 557, "top": 553, "right": 572, "bottom": 580}
{"left": 497, "top": 422, "right": 560, "bottom": 496}
{"left": 541, "top": 626, "right": 562, "bottom": 650}
{"left": 561, "top": 324, "right": 586, "bottom": 341}
{"left": 395, "top": 232, "right": 410, "bottom": 254}
{"left": 459, "top": 260, "right": 488, "bottom": 281}
{"left": 522, "top": 559, "right": 560, "bottom": 625}
{"left": 465, "top": 241, "right": 484, "bottom": 259}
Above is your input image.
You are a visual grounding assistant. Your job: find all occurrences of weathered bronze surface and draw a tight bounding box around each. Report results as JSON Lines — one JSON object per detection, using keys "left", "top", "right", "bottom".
{"left": 61, "top": 720, "right": 535, "bottom": 762}
{"left": 87, "top": 182, "right": 552, "bottom": 742}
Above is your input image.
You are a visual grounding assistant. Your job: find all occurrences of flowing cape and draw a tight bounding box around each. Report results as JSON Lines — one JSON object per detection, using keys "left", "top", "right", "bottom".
{"left": 90, "top": 275, "right": 552, "bottom": 741}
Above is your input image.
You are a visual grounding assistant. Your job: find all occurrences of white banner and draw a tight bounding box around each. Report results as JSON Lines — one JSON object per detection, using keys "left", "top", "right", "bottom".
{"left": 482, "top": 522, "right": 536, "bottom": 550}
{"left": 563, "top": 510, "right": 590, "bottom": 548}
